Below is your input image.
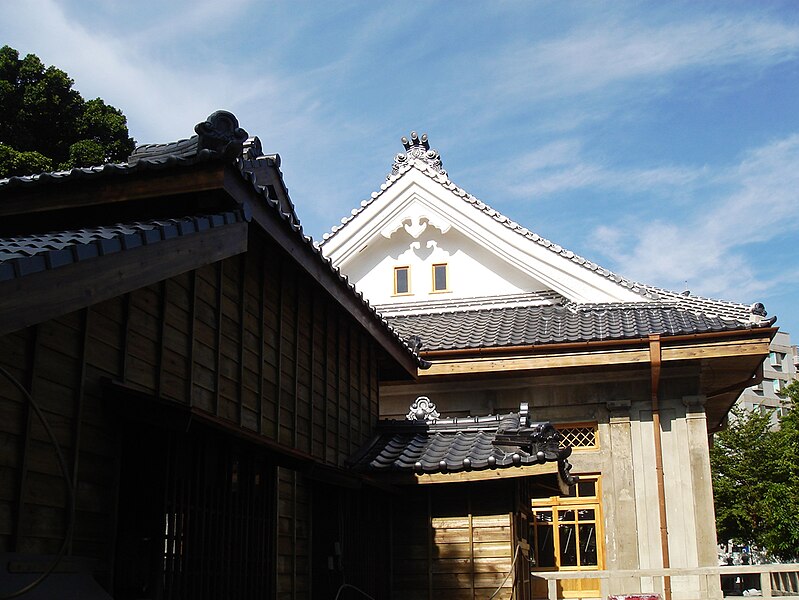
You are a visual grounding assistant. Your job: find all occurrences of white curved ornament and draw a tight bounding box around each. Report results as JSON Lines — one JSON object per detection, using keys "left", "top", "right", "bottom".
{"left": 406, "top": 396, "right": 440, "bottom": 422}
{"left": 379, "top": 205, "right": 452, "bottom": 240}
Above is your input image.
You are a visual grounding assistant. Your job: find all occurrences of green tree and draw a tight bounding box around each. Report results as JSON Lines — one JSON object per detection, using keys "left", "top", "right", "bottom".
{"left": 711, "top": 381, "right": 799, "bottom": 560}
{"left": 0, "top": 45, "right": 135, "bottom": 178}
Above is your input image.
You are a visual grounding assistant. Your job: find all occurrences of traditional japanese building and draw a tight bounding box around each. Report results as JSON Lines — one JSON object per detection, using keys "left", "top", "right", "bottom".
{"left": 0, "top": 112, "right": 435, "bottom": 600}
{"left": 321, "top": 132, "right": 777, "bottom": 600}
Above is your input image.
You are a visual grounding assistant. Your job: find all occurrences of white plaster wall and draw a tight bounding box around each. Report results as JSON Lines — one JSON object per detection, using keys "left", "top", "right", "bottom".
{"left": 343, "top": 225, "right": 549, "bottom": 306}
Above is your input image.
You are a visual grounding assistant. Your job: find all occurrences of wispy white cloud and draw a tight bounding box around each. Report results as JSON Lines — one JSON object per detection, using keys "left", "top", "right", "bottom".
{"left": 494, "top": 16, "right": 799, "bottom": 101}
{"left": 588, "top": 133, "right": 799, "bottom": 301}
{"left": 1, "top": 0, "right": 265, "bottom": 142}
{"left": 496, "top": 138, "right": 703, "bottom": 198}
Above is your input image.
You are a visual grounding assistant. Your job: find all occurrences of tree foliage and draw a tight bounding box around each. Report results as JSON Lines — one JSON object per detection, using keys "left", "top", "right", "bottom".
{"left": 711, "top": 381, "right": 799, "bottom": 560}
{"left": 0, "top": 45, "right": 135, "bottom": 178}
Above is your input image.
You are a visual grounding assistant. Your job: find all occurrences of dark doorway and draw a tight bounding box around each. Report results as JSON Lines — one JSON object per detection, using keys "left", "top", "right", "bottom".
{"left": 114, "top": 422, "right": 275, "bottom": 600}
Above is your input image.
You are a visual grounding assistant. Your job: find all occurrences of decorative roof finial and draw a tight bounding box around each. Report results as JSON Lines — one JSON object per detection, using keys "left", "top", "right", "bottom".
{"left": 406, "top": 396, "right": 440, "bottom": 422}
{"left": 390, "top": 131, "right": 446, "bottom": 179}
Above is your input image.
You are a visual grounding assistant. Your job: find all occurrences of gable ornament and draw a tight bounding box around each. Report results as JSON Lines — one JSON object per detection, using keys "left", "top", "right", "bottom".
{"left": 407, "top": 396, "right": 440, "bottom": 422}
{"left": 390, "top": 131, "right": 447, "bottom": 178}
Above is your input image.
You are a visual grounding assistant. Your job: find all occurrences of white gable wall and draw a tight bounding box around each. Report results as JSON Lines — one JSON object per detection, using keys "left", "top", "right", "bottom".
{"left": 342, "top": 224, "right": 549, "bottom": 306}
{"left": 323, "top": 165, "right": 646, "bottom": 306}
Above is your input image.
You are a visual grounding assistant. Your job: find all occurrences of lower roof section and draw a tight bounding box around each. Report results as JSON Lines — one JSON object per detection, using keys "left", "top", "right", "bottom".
{"left": 350, "top": 401, "right": 575, "bottom": 488}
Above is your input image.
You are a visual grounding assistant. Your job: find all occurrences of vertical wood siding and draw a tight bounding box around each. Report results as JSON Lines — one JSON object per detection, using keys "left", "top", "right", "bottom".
{"left": 391, "top": 483, "right": 520, "bottom": 600}
{"left": 0, "top": 230, "right": 388, "bottom": 596}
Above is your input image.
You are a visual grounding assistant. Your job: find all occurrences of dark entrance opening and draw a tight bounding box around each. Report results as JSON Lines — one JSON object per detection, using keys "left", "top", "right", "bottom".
{"left": 114, "top": 421, "right": 275, "bottom": 600}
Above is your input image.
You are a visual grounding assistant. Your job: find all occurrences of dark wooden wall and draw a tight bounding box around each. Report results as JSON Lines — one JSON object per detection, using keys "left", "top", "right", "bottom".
{"left": 0, "top": 229, "right": 386, "bottom": 598}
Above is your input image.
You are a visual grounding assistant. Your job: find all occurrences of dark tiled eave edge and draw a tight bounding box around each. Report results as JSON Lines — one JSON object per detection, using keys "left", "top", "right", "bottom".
{"left": 386, "top": 302, "right": 774, "bottom": 352}
{"left": 0, "top": 150, "right": 223, "bottom": 190}
{"left": 0, "top": 212, "right": 243, "bottom": 282}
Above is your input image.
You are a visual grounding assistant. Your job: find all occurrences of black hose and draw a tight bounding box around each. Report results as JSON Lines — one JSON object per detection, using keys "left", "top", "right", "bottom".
{"left": 0, "top": 365, "right": 76, "bottom": 599}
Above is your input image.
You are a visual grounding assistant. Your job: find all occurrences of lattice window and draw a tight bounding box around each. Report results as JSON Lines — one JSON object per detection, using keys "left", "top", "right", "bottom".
{"left": 557, "top": 423, "right": 598, "bottom": 450}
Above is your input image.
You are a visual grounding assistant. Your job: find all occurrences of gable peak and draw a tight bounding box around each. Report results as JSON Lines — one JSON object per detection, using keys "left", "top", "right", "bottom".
{"left": 390, "top": 131, "right": 446, "bottom": 179}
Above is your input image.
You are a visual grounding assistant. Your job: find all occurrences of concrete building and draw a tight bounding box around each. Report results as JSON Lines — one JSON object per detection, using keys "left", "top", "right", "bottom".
{"left": 737, "top": 330, "right": 798, "bottom": 425}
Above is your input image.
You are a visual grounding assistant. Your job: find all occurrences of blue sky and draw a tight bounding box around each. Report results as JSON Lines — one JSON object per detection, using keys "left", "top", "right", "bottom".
{"left": 2, "top": 1, "right": 799, "bottom": 337}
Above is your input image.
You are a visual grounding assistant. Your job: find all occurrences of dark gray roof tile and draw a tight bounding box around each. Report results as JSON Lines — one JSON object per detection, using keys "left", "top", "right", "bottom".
{"left": 388, "top": 302, "right": 765, "bottom": 351}
{"left": 0, "top": 212, "right": 245, "bottom": 282}
{"left": 354, "top": 411, "right": 570, "bottom": 475}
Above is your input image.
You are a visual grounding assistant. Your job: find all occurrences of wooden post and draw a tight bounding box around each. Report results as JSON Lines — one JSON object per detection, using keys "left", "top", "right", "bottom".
{"left": 547, "top": 578, "right": 558, "bottom": 600}
{"left": 214, "top": 261, "right": 223, "bottom": 417}
{"left": 68, "top": 308, "right": 90, "bottom": 554}
{"left": 649, "top": 334, "right": 672, "bottom": 600}
{"left": 188, "top": 270, "right": 198, "bottom": 406}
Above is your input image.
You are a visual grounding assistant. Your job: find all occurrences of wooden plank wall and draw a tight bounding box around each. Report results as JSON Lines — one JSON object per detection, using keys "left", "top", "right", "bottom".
{"left": 0, "top": 230, "right": 385, "bottom": 595}
{"left": 391, "top": 483, "right": 520, "bottom": 600}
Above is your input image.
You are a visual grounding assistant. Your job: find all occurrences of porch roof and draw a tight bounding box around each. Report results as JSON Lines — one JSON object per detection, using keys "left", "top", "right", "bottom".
{"left": 351, "top": 405, "right": 573, "bottom": 483}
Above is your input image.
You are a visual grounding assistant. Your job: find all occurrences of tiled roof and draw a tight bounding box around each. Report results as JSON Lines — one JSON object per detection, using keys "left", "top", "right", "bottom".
{"left": 354, "top": 410, "right": 571, "bottom": 475}
{"left": 0, "top": 153, "right": 216, "bottom": 190}
{"left": 0, "top": 111, "right": 424, "bottom": 369}
{"left": 0, "top": 212, "right": 243, "bottom": 282}
{"left": 375, "top": 290, "right": 567, "bottom": 317}
{"left": 386, "top": 302, "right": 770, "bottom": 351}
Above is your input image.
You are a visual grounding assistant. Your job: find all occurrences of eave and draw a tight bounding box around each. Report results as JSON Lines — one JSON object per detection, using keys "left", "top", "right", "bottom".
{"left": 416, "top": 328, "right": 774, "bottom": 378}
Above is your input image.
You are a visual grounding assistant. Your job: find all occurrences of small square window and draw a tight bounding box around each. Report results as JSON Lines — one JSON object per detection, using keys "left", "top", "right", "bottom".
{"left": 432, "top": 263, "right": 447, "bottom": 292}
{"left": 394, "top": 266, "right": 410, "bottom": 295}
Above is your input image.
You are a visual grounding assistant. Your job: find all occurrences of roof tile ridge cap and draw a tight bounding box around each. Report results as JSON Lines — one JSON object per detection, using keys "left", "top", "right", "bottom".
{"left": 419, "top": 166, "right": 647, "bottom": 297}
{"left": 644, "top": 283, "right": 749, "bottom": 308}
{"left": 319, "top": 167, "right": 410, "bottom": 245}
{"left": 417, "top": 161, "right": 472, "bottom": 198}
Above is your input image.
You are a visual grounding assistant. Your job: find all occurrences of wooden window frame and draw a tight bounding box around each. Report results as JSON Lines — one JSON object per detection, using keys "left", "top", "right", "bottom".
{"left": 431, "top": 263, "right": 449, "bottom": 293}
{"left": 393, "top": 265, "right": 412, "bottom": 296}
{"left": 530, "top": 474, "right": 604, "bottom": 575}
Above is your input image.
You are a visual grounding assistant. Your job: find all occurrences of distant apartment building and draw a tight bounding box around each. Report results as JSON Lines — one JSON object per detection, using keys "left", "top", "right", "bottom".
{"left": 738, "top": 330, "right": 798, "bottom": 422}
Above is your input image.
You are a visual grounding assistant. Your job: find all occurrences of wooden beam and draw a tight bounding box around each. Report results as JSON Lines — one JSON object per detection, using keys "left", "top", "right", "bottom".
{"left": 0, "top": 221, "right": 248, "bottom": 336}
{"left": 384, "top": 462, "right": 560, "bottom": 485}
{"left": 418, "top": 334, "right": 772, "bottom": 378}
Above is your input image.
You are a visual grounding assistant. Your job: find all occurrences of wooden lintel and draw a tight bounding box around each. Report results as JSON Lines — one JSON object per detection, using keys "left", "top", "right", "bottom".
{"left": 0, "top": 164, "right": 227, "bottom": 217}
{"left": 0, "top": 221, "right": 248, "bottom": 336}
{"left": 386, "top": 462, "right": 560, "bottom": 485}
{"left": 419, "top": 333, "right": 772, "bottom": 377}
